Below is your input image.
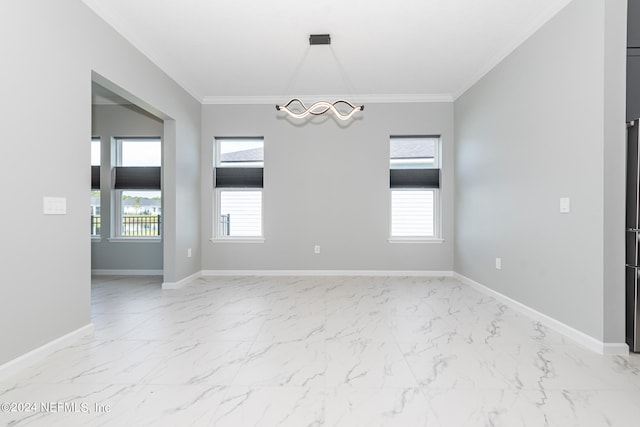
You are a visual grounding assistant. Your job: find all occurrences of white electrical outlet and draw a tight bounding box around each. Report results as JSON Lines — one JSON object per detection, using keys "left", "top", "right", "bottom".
{"left": 560, "top": 197, "right": 570, "bottom": 213}
{"left": 495, "top": 258, "right": 502, "bottom": 270}
{"left": 187, "top": 248, "right": 192, "bottom": 258}
{"left": 314, "top": 245, "right": 321, "bottom": 254}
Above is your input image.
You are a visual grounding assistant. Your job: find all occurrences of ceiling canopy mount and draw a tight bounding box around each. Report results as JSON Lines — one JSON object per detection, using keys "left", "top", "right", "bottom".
{"left": 309, "top": 34, "right": 331, "bottom": 45}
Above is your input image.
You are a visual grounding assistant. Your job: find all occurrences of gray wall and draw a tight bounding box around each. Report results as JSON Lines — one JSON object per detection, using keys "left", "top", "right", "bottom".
{"left": 0, "top": 0, "right": 201, "bottom": 365}
{"left": 91, "top": 104, "right": 164, "bottom": 272}
{"left": 454, "top": 0, "right": 626, "bottom": 342}
{"left": 201, "top": 103, "right": 454, "bottom": 271}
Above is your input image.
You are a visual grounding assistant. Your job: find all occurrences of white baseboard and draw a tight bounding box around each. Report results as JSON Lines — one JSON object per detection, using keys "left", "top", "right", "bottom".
{"left": 162, "top": 271, "right": 202, "bottom": 290}
{"left": 602, "top": 343, "right": 630, "bottom": 356}
{"left": 201, "top": 270, "right": 454, "bottom": 277}
{"left": 453, "top": 273, "right": 628, "bottom": 356}
{"left": 0, "top": 324, "right": 94, "bottom": 381}
{"left": 92, "top": 269, "right": 163, "bottom": 276}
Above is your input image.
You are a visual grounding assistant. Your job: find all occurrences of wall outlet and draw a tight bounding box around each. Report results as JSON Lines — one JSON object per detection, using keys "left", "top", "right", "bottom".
{"left": 560, "top": 197, "right": 570, "bottom": 213}
{"left": 314, "top": 245, "right": 321, "bottom": 254}
{"left": 187, "top": 248, "right": 192, "bottom": 258}
{"left": 495, "top": 257, "right": 502, "bottom": 270}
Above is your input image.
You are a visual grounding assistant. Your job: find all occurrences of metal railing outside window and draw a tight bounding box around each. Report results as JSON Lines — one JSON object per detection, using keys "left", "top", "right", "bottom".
{"left": 121, "top": 215, "right": 161, "bottom": 237}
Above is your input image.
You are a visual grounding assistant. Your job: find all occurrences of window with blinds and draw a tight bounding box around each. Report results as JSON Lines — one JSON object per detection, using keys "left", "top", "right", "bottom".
{"left": 213, "top": 137, "right": 264, "bottom": 239}
{"left": 114, "top": 137, "right": 162, "bottom": 238}
{"left": 390, "top": 136, "right": 440, "bottom": 239}
{"left": 91, "top": 137, "right": 101, "bottom": 237}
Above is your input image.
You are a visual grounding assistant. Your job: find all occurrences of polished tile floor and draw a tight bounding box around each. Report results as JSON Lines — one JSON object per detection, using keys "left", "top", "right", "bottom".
{"left": 1, "top": 275, "right": 640, "bottom": 426}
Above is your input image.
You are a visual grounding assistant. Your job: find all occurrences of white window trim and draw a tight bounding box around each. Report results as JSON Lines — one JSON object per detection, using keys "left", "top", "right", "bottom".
{"left": 211, "top": 187, "right": 265, "bottom": 242}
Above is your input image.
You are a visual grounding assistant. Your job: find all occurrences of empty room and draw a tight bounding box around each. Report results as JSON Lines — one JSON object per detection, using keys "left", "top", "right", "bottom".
{"left": 1, "top": 0, "right": 639, "bottom": 425}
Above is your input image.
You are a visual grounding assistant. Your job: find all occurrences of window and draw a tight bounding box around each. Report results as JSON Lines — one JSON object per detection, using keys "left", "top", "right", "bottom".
{"left": 118, "top": 138, "right": 162, "bottom": 166}
{"left": 390, "top": 136, "right": 440, "bottom": 239}
{"left": 213, "top": 137, "right": 264, "bottom": 240}
{"left": 114, "top": 138, "right": 162, "bottom": 238}
{"left": 91, "top": 137, "right": 101, "bottom": 237}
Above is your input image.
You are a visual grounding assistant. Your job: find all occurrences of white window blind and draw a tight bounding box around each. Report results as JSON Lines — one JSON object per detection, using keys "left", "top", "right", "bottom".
{"left": 391, "top": 190, "right": 435, "bottom": 237}
{"left": 219, "top": 190, "right": 262, "bottom": 237}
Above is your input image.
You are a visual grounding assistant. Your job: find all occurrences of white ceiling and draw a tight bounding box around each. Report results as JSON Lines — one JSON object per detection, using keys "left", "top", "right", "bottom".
{"left": 83, "top": 0, "right": 573, "bottom": 104}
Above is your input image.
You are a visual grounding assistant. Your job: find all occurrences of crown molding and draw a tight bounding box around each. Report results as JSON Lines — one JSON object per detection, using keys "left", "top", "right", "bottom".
{"left": 202, "top": 93, "right": 454, "bottom": 105}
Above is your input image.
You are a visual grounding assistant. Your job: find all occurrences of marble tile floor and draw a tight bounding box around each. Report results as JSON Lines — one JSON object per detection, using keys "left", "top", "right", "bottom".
{"left": 1, "top": 275, "right": 640, "bottom": 426}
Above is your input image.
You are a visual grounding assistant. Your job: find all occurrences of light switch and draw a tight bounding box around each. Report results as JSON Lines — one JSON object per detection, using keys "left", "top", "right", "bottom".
{"left": 43, "top": 197, "right": 67, "bottom": 215}
{"left": 560, "top": 197, "right": 570, "bottom": 214}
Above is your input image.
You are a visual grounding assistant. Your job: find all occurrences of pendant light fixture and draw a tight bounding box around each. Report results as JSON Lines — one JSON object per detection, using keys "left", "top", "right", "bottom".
{"left": 276, "top": 98, "right": 364, "bottom": 121}
{"left": 276, "top": 34, "right": 364, "bottom": 121}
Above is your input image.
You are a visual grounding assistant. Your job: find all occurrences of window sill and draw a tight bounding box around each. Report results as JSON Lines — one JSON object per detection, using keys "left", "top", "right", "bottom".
{"left": 108, "top": 237, "right": 162, "bottom": 243}
{"left": 209, "top": 237, "right": 265, "bottom": 244}
{"left": 91, "top": 237, "right": 102, "bottom": 242}
{"left": 388, "top": 237, "right": 444, "bottom": 244}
